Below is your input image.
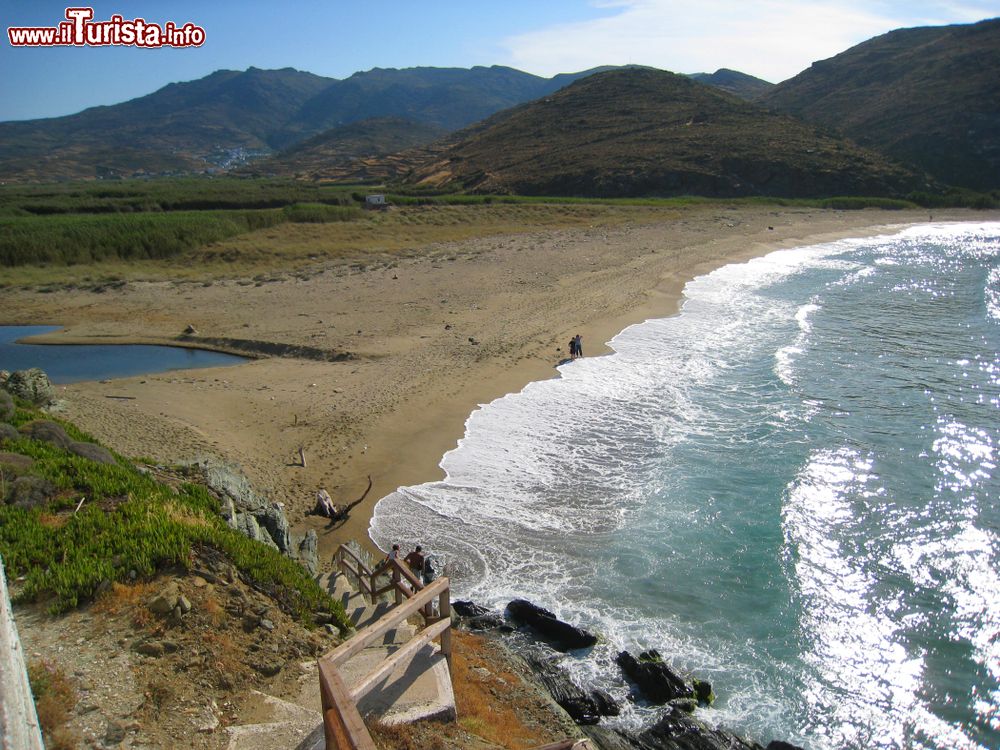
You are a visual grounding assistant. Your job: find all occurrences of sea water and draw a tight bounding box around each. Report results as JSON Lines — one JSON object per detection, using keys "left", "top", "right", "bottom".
{"left": 370, "top": 223, "right": 999, "bottom": 750}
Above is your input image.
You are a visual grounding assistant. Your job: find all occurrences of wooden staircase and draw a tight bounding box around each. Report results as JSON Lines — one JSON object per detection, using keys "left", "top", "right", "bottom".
{"left": 224, "top": 546, "right": 455, "bottom": 750}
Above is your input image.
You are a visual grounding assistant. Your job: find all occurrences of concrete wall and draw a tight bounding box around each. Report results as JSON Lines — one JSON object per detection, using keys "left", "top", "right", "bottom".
{"left": 0, "top": 556, "right": 44, "bottom": 750}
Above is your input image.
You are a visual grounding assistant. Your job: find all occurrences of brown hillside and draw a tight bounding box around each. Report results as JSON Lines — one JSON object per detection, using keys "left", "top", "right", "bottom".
{"left": 758, "top": 18, "right": 1000, "bottom": 190}
{"left": 248, "top": 117, "right": 447, "bottom": 180}
{"left": 405, "top": 68, "right": 928, "bottom": 198}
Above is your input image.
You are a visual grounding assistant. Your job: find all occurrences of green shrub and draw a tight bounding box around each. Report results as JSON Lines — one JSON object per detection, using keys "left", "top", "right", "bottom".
{"left": 0, "top": 406, "right": 349, "bottom": 630}
{"left": 282, "top": 203, "right": 363, "bottom": 223}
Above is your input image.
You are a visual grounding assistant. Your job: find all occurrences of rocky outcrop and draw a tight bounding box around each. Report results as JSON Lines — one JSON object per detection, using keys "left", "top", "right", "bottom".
{"left": 506, "top": 599, "right": 598, "bottom": 651}
{"left": 194, "top": 460, "right": 317, "bottom": 574}
{"left": 453, "top": 600, "right": 505, "bottom": 631}
{"left": 2, "top": 369, "right": 55, "bottom": 406}
{"left": 585, "top": 705, "right": 770, "bottom": 750}
{"left": 0, "top": 423, "right": 19, "bottom": 443}
{"left": 524, "top": 651, "right": 619, "bottom": 725}
{"left": 616, "top": 650, "right": 695, "bottom": 706}
{"left": 295, "top": 530, "right": 318, "bottom": 576}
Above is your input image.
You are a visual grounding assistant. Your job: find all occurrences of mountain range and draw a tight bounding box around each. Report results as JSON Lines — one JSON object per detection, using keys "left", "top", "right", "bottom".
{"left": 398, "top": 68, "right": 926, "bottom": 198}
{"left": 0, "top": 65, "right": 615, "bottom": 181}
{"left": 1, "top": 17, "right": 997, "bottom": 195}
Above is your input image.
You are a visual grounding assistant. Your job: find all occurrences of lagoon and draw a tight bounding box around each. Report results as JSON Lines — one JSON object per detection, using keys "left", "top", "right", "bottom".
{"left": 0, "top": 326, "right": 248, "bottom": 384}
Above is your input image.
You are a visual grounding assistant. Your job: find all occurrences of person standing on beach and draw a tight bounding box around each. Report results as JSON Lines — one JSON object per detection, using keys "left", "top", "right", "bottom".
{"left": 569, "top": 337, "right": 578, "bottom": 358}
{"left": 574, "top": 334, "right": 583, "bottom": 357}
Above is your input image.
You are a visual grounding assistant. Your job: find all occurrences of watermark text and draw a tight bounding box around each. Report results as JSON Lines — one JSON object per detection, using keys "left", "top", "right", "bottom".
{"left": 8, "top": 7, "right": 206, "bottom": 48}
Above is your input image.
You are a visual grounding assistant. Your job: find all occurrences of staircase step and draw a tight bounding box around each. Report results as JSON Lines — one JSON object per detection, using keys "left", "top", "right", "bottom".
{"left": 225, "top": 691, "right": 321, "bottom": 750}
{"left": 340, "top": 641, "right": 456, "bottom": 725}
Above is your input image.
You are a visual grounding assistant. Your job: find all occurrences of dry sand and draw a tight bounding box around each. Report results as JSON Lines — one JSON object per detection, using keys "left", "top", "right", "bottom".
{"left": 3, "top": 205, "right": 992, "bottom": 564}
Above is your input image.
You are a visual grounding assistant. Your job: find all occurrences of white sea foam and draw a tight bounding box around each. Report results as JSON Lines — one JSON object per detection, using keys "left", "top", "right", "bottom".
{"left": 369, "top": 223, "right": 1000, "bottom": 749}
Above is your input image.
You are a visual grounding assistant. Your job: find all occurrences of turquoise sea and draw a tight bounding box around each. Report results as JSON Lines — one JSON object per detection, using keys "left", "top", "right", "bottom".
{"left": 371, "top": 223, "right": 1000, "bottom": 749}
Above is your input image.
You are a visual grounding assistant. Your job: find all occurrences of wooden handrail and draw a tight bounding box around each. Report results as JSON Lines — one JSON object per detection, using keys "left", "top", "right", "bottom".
{"left": 320, "top": 544, "right": 454, "bottom": 749}
{"left": 318, "top": 658, "right": 376, "bottom": 750}
{"left": 325, "top": 576, "right": 450, "bottom": 668}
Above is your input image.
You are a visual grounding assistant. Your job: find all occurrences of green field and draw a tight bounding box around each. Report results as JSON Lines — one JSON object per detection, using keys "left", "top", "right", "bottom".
{"left": 0, "top": 176, "right": 994, "bottom": 280}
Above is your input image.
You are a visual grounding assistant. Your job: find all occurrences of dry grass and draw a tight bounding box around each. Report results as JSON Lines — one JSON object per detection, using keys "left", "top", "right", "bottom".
{"left": 202, "top": 593, "right": 226, "bottom": 627}
{"left": 92, "top": 581, "right": 157, "bottom": 616}
{"left": 142, "top": 676, "right": 176, "bottom": 717}
{"left": 449, "top": 631, "right": 552, "bottom": 750}
{"left": 0, "top": 202, "right": 675, "bottom": 286}
{"left": 37, "top": 512, "right": 68, "bottom": 529}
{"left": 27, "top": 659, "right": 79, "bottom": 749}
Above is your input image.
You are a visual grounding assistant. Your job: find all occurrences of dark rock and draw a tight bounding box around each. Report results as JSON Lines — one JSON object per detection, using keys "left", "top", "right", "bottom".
{"left": 0, "top": 423, "right": 19, "bottom": 443}
{"left": 585, "top": 704, "right": 768, "bottom": 750}
{"left": 453, "top": 600, "right": 504, "bottom": 629}
{"left": 18, "top": 420, "right": 71, "bottom": 449}
{"left": 591, "top": 689, "right": 620, "bottom": 717}
{"left": 7, "top": 475, "right": 57, "bottom": 509}
{"left": 616, "top": 650, "right": 694, "bottom": 704}
{"left": 639, "top": 708, "right": 766, "bottom": 749}
{"left": 68, "top": 441, "right": 117, "bottom": 465}
{"left": 134, "top": 640, "right": 165, "bottom": 657}
{"left": 506, "top": 599, "right": 598, "bottom": 651}
{"left": 525, "top": 652, "right": 619, "bottom": 725}
{"left": 468, "top": 614, "right": 505, "bottom": 630}
{"left": 693, "top": 678, "right": 715, "bottom": 706}
{"left": 580, "top": 724, "right": 638, "bottom": 750}
{"left": 669, "top": 697, "right": 698, "bottom": 713}
{"left": 453, "top": 600, "right": 492, "bottom": 618}
{"left": 766, "top": 742, "right": 805, "bottom": 750}
{"left": 104, "top": 720, "right": 127, "bottom": 745}
{"left": 0, "top": 391, "right": 14, "bottom": 421}
{"left": 251, "top": 659, "right": 283, "bottom": 677}
{"left": 314, "top": 612, "right": 336, "bottom": 625}
{"left": 3, "top": 368, "right": 55, "bottom": 406}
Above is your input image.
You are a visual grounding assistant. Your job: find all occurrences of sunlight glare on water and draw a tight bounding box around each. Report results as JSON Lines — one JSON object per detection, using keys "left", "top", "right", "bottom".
{"left": 371, "top": 223, "right": 1000, "bottom": 749}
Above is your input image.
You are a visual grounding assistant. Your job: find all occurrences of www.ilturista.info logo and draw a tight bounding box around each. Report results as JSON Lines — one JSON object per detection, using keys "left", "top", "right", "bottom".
{"left": 8, "top": 7, "right": 206, "bottom": 48}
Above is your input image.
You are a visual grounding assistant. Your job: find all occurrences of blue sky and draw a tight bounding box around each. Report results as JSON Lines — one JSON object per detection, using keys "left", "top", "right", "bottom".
{"left": 2, "top": 0, "right": 997, "bottom": 121}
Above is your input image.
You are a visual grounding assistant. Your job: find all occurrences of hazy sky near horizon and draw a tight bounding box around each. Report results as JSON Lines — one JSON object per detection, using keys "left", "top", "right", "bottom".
{"left": 2, "top": 0, "right": 997, "bottom": 121}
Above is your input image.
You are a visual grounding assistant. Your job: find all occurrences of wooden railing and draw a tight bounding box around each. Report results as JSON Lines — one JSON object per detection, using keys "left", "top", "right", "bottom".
{"left": 0, "top": 556, "right": 44, "bottom": 750}
{"left": 320, "top": 545, "right": 453, "bottom": 749}
{"left": 320, "top": 543, "right": 593, "bottom": 750}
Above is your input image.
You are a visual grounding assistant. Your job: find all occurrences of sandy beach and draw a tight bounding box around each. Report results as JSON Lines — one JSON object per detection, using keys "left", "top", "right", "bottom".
{"left": 3, "top": 205, "right": 992, "bottom": 564}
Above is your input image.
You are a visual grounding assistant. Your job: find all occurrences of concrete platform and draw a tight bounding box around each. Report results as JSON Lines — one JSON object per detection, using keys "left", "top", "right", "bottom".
{"left": 224, "top": 569, "right": 457, "bottom": 749}
{"left": 322, "top": 571, "right": 457, "bottom": 724}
